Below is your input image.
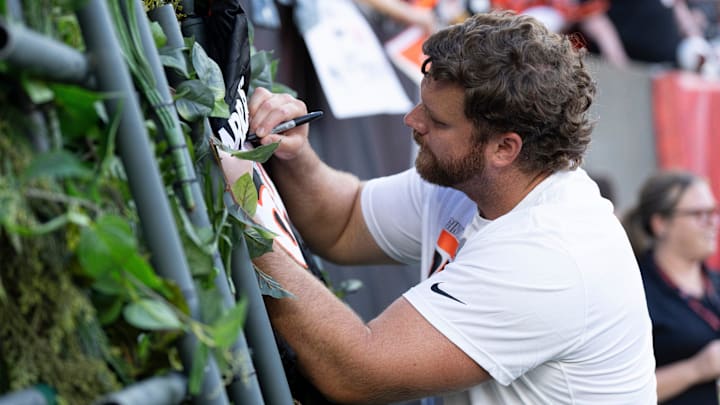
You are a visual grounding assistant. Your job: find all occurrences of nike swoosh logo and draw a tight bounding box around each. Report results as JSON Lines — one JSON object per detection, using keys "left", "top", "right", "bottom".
{"left": 430, "top": 282, "right": 466, "bottom": 304}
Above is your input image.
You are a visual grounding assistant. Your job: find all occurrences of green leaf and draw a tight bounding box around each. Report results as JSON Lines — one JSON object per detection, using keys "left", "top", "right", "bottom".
{"left": 188, "top": 343, "right": 209, "bottom": 395}
{"left": 92, "top": 273, "right": 126, "bottom": 296}
{"left": 51, "top": 82, "right": 104, "bottom": 109}
{"left": 183, "top": 36, "right": 195, "bottom": 51}
{"left": 125, "top": 253, "right": 168, "bottom": 289}
{"left": 159, "top": 47, "right": 189, "bottom": 79}
{"left": 21, "top": 78, "right": 54, "bottom": 104}
{"left": 230, "top": 173, "right": 258, "bottom": 217}
{"left": 51, "top": 83, "right": 105, "bottom": 138}
{"left": 211, "top": 97, "right": 230, "bottom": 119}
{"left": 249, "top": 50, "right": 273, "bottom": 95}
{"left": 249, "top": 48, "right": 296, "bottom": 98}
{"left": 22, "top": 150, "right": 93, "bottom": 181}
{"left": 175, "top": 204, "right": 216, "bottom": 277}
{"left": 191, "top": 42, "right": 225, "bottom": 104}
{"left": 174, "top": 79, "right": 214, "bottom": 121}
{"left": 243, "top": 224, "right": 276, "bottom": 258}
{"left": 77, "top": 227, "right": 120, "bottom": 278}
{"left": 255, "top": 267, "right": 294, "bottom": 299}
{"left": 124, "top": 298, "right": 183, "bottom": 330}
{"left": 230, "top": 142, "right": 279, "bottom": 163}
{"left": 77, "top": 215, "right": 167, "bottom": 295}
{"left": 198, "top": 285, "right": 226, "bottom": 325}
{"left": 149, "top": 21, "right": 167, "bottom": 49}
{"left": 182, "top": 231, "right": 215, "bottom": 278}
{"left": 209, "top": 299, "right": 248, "bottom": 350}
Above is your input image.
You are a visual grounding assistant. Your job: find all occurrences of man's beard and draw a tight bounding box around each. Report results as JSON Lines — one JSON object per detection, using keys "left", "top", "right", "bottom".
{"left": 414, "top": 132, "right": 485, "bottom": 188}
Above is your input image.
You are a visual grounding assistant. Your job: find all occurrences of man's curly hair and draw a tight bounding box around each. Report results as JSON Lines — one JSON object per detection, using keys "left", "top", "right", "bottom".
{"left": 421, "top": 10, "right": 596, "bottom": 173}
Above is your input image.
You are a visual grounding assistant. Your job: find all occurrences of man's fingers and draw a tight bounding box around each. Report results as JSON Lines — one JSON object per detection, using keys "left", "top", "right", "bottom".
{"left": 249, "top": 90, "right": 307, "bottom": 139}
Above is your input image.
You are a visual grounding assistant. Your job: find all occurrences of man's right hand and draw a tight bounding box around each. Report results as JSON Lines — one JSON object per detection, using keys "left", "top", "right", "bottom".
{"left": 246, "top": 87, "right": 392, "bottom": 265}
{"left": 248, "top": 87, "right": 311, "bottom": 160}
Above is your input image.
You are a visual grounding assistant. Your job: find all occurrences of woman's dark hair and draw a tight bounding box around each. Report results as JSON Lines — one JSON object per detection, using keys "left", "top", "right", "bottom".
{"left": 622, "top": 170, "right": 700, "bottom": 257}
{"left": 421, "top": 10, "right": 596, "bottom": 173}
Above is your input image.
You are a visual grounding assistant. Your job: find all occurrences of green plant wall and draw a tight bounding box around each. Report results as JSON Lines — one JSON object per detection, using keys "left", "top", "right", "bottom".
{"left": 0, "top": 1, "right": 288, "bottom": 403}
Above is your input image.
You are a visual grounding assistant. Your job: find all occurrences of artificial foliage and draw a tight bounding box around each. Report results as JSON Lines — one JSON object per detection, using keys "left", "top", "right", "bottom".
{"left": 0, "top": 0, "right": 292, "bottom": 402}
{"left": 0, "top": 134, "right": 121, "bottom": 404}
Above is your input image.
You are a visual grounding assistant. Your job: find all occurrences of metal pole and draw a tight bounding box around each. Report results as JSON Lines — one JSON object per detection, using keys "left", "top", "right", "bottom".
{"left": 91, "top": 373, "right": 187, "bottom": 405}
{"left": 0, "top": 20, "right": 90, "bottom": 85}
{"left": 131, "top": 2, "right": 266, "bottom": 403}
{"left": 75, "top": 1, "right": 228, "bottom": 404}
{"left": 177, "top": 0, "right": 206, "bottom": 47}
{"left": 0, "top": 385, "right": 53, "bottom": 405}
{"left": 229, "top": 228, "right": 296, "bottom": 405}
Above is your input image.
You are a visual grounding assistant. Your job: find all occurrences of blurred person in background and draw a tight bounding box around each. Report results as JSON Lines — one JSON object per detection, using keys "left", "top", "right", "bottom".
{"left": 623, "top": 170, "right": 720, "bottom": 404}
{"left": 605, "top": 0, "right": 717, "bottom": 73}
{"left": 687, "top": 0, "right": 720, "bottom": 40}
{"left": 354, "top": 0, "right": 440, "bottom": 33}
{"left": 491, "top": 0, "right": 630, "bottom": 67}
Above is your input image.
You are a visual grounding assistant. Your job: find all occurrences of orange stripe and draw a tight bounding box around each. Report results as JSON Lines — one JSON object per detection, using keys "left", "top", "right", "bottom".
{"left": 413, "top": 0, "right": 438, "bottom": 9}
{"left": 437, "top": 229, "right": 459, "bottom": 258}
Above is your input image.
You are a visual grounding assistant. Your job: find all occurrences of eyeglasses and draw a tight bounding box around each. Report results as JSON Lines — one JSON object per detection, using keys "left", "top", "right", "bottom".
{"left": 671, "top": 206, "right": 720, "bottom": 222}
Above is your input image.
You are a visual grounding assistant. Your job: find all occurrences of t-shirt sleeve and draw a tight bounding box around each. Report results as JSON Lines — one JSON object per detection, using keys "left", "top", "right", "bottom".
{"left": 403, "top": 234, "right": 586, "bottom": 385}
{"left": 361, "top": 168, "right": 427, "bottom": 264}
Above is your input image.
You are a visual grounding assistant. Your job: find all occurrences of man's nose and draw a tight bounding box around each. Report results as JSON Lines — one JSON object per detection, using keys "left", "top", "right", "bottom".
{"left": 404, "top": 104, "right": 426, "bottom": 134}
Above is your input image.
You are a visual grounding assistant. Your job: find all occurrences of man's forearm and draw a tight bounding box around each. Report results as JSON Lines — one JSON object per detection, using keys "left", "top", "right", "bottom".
{"left": 256, "top": 247, "right": 388, "bottom": 403}
{"left": 655, "top": 359, "right": 702, "bottom": 402}
{"left": 256, "top": 245, "right": 484, "bottom": 403}
{"left": 267, "top": 142, "right": 363, "bottom": 257}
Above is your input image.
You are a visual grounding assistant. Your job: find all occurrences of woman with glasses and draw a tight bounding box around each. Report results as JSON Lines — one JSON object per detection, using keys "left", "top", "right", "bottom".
{"left": 624, "top": 169, "right": 720, "bottom": 404}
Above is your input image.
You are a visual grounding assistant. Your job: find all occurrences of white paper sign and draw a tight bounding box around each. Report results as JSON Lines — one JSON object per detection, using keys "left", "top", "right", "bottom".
{"left": 302, "top": 0, "right": 413, "bottom": 119}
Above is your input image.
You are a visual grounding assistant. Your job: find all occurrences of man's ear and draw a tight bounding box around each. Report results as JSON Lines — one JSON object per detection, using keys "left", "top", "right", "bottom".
{"left": 487, "top": 132, "right": 523, "bottom": 168}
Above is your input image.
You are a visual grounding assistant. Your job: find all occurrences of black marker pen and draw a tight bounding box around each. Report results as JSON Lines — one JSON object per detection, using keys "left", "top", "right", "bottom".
{"left": 246, "top": 110, "right": 324, "bottom": 145}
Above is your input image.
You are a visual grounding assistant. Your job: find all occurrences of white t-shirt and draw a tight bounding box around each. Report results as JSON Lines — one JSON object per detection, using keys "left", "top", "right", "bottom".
{"left": 361, "top": 168, "right": 657, "bottom": 404}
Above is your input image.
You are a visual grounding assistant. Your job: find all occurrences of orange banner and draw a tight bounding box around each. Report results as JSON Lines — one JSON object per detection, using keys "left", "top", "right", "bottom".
{"left": 653, "top": 71, "right": 720, "bottom": 267}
